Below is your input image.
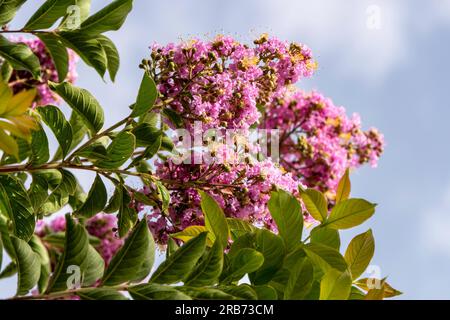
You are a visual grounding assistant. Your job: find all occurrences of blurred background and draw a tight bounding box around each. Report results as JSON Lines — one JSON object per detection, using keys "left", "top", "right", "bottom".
{"left": 2, "top": 0, "right": 450, "bottom": 299}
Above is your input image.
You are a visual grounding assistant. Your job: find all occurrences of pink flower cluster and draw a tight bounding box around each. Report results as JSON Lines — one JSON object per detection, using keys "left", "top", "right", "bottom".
{"left": 7, "top": 37, "right": 78, "bottom": 107}
{"left": 36, "top": 214, "right": 123, "bottom": 265}
{"left": 262, "top": 89, "right": 385, "bottom": 193}
{"left": 150, "top": 34, "right": 315, "bottom": 131}
{"left": 144, "top": 154, "right": 300, "bottom": 244}
{"left": 136, "top": 35, "right": 384, "bottom": 243}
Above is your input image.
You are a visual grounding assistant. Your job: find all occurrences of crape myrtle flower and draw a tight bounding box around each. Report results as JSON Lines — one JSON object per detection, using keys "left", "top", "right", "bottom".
{"left": 262, "top": 89, "right": 384, "bottom": 195}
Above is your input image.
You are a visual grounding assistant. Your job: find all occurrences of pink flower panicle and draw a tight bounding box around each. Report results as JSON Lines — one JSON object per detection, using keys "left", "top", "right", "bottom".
{"left": 142, "top": 145, "right": 301, "bottom": 244}
{"left": 149, "top": 34, "right": 316, "bottom": 131}
{"left": 262, "top": 89, "right": 385, "bottom": 193}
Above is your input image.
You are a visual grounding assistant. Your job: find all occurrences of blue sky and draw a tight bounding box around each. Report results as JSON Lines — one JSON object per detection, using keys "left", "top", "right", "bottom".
{"left": 2, "top": 0, "right": 450, "bottom": 299}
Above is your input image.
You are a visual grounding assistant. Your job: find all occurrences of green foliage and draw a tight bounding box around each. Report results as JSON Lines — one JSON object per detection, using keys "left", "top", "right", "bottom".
{"left": 0, "top": 35, "right": 40, "bottom": 78}
{"left": 49, "top": 82, "right": 104, "bottom": 135}
{"left": 0, "top": 174, "right": 35, "bottom": 241}
{"left": 199, "top": 190, "right": 229, "bottom": 248}
{"left": 74, "top": 174, "right": 107, "bottom": 218}
{"left": 0, "top": 0, "right": 133, "bottom": 82}
{"left": 102, "top": 219, "right": 154, "bottom": 286}
{"left": 131, "top": 72, "right": 158, "bottom": 117}
{"left": 0, "top": 186, "right": 399, "bottom": 300}
{"left": 324, "top": 199, "right": 376, "bottom": 230}
{"left": 78, "top": 0, "right": 133, "bottom": 35}
{"left": 37, "top": 105, "right": 73, "bottom": 158}
{"left": 25, "top": 0, "right": 76, "bottom": 30}
{"left": 300, "top": 188, "right": 328, "bottom": 222}
{"left": 267, "top": 189, "right": 303, "bottom": 252}
{"left": 0, "top": 0, "right": 26, "bottom": 26}
{"left": 11, "top": 236, "right": 41, "bottom": 295}
{"left": 45, "top": 215, "right": 104, "bottom": 293}
{"left": 150, "top": 232, "right": 207, "bottom": 284}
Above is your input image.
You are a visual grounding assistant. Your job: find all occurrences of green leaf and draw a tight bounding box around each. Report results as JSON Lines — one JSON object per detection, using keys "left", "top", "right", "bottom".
{"left": 219, "top": 284, "right": 257, "bottom": 300}
{"left": 319, "top": 269, "right": 352, "bottom": 300}
{"left": 74, "top": 136, "right": 108, "bottom": 161}
{"left": 184, "top": 240, "right": 223, "bottom": 287}
{"left": 0, "top": 261, "right": 17, "bottom": 280}
{"left": 11, "top": 236, "right": 40, "bottom": 296}
{"left": 166, "top": 238, "right": 178, "bottom": 259}
{"left": 97, "top": 35, "right": 120, "bottom": 82}
{"left": 253, "top": 285, "right": 278, "bottom": 300}
{"left": 131, "top": 72, "right": 157, "bottom": 117}
{"left": 0, "top": 60, "right": 13, "bottom": 82}
{"left": 177, "top": 286, "right": 235, "bottom": 300}
{"left": 103, "top": 185, "right": 122, "bottom": 213}
{"left": 28, "top": 235, "right": 51, "bottom": 293}
{"left": 249, "top": 229, "right": 285, "bottom": 285}
{"left": 102, "top": 219, "right": 154, "bottom": 286}
{"left": 129, "top": 134, "right": 161, "bottom": 167}
{"left": 30, "top": 123, "right": 50, "bottom": 165}
{"left": 77, "top": 288, "right": 128, "bottom": 300}
{"left": 74, "top": 174, "right": 107, "bottom": 218}
{"left": 344, "top": 229, "right": 375, "bottom": 280}
{"left": 54, "top": 111, "right": 87, "bottom": 160}
{"left": 117, "top": 186, "right": 136, "bottom": 237}
{"left": 55, "top": 169, "right": 77, "bottom": 195}
{"left": 267, "top": 189, "right": 303, "bottom": 252}
{"left": 150, "top": 232, "right": 207, "bottom": 284}
{"left": 0, "top": 214, "right": 14, "bottom": 256}
{"left": 336, "top": 168, "right": 351, "bottom": 204}
{"left": 227, "top": 218, "right": 256, "bottom": 234}
{"left": 0, "top": 35, "right": 40, "bottom": 78}
{"left": 284, "top": 256, "right": 313, "bottom": 299}
{"left": 162, "top": 108, "right": 184, "bottom": 128}
{"left": 42, "top": 232, "right": 100, "bottom": 248}
{"left": 310, "top": 227, "right": 340, "bottom": 250}
{"left": 46, "top": 214, "right": 104, "bottom": 293}
{"left": 324, "top": 199, "right": 376, "bottom": 230}
{"left": 199, "top": 190, "right": 229, "bottom": 248}
{"left": 131, "top": 122, "right": 161, "bottom": 147}
{"left": 223, "top": 248, "right": 264, "bottom": 283}
{"left": 49, "top": 81, "right": 104, "bottom": 135}
{"left": 0, "top": 175, "right": 35, "bottom": 241}
{"left": 171, "top": 225, "right": 210, "bottom": 244}
{"left": 0, "top": 0, "right": 26, "bottom": 25}
{"left": 301, "top": 189, "right": 328, "bottom": 222}
{"left": 24, "top": 0, "right": 75, "bottom": 30}
{"left": 129, "top": 283, "right": 191, "bottom": 300}
{"left": 58, "top": 32, "right": 107, "bottom": 79}
{"left": 79, "top": 0, "right": 133, "bottom": 35}
{"left": 303, "top": 243, "right": 348, "bottom": 273}
{"left": 155, "top": 180, "right": 170, "bottom": 213}
{"left": 95, "top": 131, "right": 135, "bottom": 169}
{"left": 37, "top": 33, "right": 68, "bottom": 82}
{"left": 37, "top": 105, "right": 73, "bottom": 158}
